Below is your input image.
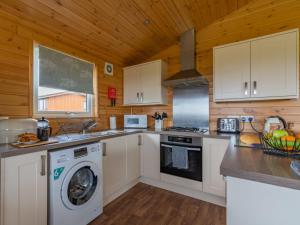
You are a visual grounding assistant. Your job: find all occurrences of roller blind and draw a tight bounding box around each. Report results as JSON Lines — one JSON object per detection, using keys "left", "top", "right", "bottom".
{"left": 38, "top": 45, "right": 94, "bottom": 94}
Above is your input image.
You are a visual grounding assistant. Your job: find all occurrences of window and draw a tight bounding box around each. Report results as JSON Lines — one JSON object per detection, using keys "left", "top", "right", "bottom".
{"left": 33, "top": 44, "right": 96, "bottom": 117}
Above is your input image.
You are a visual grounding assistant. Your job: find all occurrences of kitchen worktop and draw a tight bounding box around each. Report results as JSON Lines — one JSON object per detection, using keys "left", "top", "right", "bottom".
{"left": 220, "top": 134, "right": 300, "bottom": 190}
{"left": 1, "top": 129, "right": 300, "bottom": 190}
{"left": 0, "top": 129, "right": 228, "bottom": 158}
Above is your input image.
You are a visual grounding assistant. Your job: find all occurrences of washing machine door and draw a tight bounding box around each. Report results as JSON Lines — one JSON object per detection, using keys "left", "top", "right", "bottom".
{"left": 61, "top": 161, "right": 100, "bottom": 210}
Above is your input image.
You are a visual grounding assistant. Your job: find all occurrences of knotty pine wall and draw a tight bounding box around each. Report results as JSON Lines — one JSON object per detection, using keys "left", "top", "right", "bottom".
{"left": 134, "top": 0, "right": 300, "bottom": 132}
{"left": 0, "top": 9, "right": 130, "bottom": 133}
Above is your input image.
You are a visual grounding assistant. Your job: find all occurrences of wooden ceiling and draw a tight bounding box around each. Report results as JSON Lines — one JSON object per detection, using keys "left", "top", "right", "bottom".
{"left": 0, "top": 0, "right": 252, "bottom": 65}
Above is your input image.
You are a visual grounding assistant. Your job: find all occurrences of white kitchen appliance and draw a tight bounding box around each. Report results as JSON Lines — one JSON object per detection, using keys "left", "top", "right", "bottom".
{"left": 124, "top": 114, "right": 147, "bottom": 128}
{"left": 49, "top": 142, "right": 103, "bottom": 225}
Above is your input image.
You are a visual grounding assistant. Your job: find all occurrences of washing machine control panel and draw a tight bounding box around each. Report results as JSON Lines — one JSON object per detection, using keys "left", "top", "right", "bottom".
{"left": 74, "top": 147, "right": 88, "bottom": 158}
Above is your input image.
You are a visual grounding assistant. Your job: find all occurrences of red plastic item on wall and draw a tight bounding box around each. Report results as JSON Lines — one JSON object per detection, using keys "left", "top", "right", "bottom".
{"left": 108, "top": 87, "right": 116, "bottom": 99}
{"left": 108, "top": 87, "right": 116, "bottom": 106}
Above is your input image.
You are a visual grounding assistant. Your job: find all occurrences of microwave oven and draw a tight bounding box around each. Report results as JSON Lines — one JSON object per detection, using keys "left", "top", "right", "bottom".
{"left": 124, "top": 115, "right": 148, "bottom": 129}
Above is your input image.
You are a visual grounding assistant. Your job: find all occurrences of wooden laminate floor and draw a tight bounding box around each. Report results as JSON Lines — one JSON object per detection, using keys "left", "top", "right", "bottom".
{"left": 89, "top": 183, "right": 226, "bottom": 225}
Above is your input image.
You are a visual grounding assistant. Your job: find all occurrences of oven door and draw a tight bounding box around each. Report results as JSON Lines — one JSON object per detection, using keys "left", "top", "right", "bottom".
{"left": 160, "top": 143, "right": 202, "bottom": 181}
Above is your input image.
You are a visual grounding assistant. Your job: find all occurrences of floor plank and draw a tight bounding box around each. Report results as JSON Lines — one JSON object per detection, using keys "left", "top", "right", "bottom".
{"left": 89, "top": 183, "right": 226, "bottom": 225}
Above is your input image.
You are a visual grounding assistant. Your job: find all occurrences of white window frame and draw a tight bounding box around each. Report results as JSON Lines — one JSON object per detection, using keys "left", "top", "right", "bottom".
{"left": 33, "top": 43, "right": 97, "bottom": 118}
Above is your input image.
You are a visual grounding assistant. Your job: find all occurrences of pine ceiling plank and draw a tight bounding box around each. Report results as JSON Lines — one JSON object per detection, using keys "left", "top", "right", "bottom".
{"left": 34, "top": 0, "right": 140, "bottom": 57}
{"left": 130, "top": 0, "right": 180, "bottom": 39}
{"left": 62, "top": 0, "right": 160, "bottom": 57}
{"left": 0, "top": 2, "right": 125, "bottom": 65}
{"left": 169, "top": 0, "right": 194, "bottom": 30}
{"left": 0, "top": 0, "right": 255, "bottom": 65}
{"left": 71, "top": 0, "right": 165, "bottom": 58}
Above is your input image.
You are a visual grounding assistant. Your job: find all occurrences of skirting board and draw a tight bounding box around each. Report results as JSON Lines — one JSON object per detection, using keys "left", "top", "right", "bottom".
{"left": 140, "top": 176, "right": 226, "bottom": 207}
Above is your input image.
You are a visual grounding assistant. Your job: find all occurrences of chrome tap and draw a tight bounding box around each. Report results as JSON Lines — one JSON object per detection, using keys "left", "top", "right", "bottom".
{"left": 81, "top": 120, "right": 97, "bottom": 134}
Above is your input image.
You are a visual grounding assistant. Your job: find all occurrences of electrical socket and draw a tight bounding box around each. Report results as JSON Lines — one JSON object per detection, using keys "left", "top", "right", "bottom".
{"left": 240, "top": 116, "right": 255, "bottom": 123}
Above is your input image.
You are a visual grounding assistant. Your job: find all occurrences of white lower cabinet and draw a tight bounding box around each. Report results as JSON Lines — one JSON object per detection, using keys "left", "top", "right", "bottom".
{"left": 102, "top": 136, "right": 127, "bottom": 200}
{"left": 140, "top": 133, "right": 160, "bottom": 180}
{"left": 203, "top": 138, "right": 229, "bottom": 197}
{"left": 126, "top": 134, "right": 141, "bottom": 183}
{"left": 0, "top": 151, "right": 47, "bottom": 225}
{"left": 102, "top": 134, "right": 141, "bottom": 203}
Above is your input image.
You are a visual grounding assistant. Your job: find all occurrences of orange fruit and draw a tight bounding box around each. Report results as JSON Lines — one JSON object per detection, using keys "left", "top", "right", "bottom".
{"left": 296, "top": 133, "right": 300, "bottom": 139}
{"left": 281, "top": 136, "right": 296, "bottom": 142}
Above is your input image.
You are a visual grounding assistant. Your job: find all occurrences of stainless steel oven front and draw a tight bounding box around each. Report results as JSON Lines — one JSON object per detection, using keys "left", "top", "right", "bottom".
{"left": 160, "top": 134, "right": 202, "bottom": 182}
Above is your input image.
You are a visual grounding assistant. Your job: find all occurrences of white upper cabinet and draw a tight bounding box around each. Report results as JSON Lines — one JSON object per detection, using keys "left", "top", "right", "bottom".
{"left": 251, "top": 32, "right": 298, "bottom": 98}
{"left": 123, "top": 60, "right": 167, "bottom": 105}
{"left": 214, "top": 29, "right": 299, "bottom": 102}
{"left": 123, "top": 66, "right": 141, "bottom": 105}
{"left": 214, "top": 42, "right": 251, "bottom": 100}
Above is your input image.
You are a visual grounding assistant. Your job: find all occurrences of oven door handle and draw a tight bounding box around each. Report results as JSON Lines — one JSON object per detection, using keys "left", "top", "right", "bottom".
{"left": 161, "top": 144, "right": 173, "bottom": 148}
{"left": 186, "top": 147, "right": 201, "bottom": 151}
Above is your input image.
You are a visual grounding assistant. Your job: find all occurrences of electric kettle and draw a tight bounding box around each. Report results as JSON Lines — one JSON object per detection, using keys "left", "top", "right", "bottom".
{"left": 264, "top": 116, "right": 287, "bottom": 133}
{"left": 37, "top": 117, "right": 52, "bottom": 141}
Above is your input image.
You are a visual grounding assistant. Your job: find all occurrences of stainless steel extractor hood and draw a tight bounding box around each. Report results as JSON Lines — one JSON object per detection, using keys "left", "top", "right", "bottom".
{"left": 163, "top": 29, "right": 208, "bottom": 87}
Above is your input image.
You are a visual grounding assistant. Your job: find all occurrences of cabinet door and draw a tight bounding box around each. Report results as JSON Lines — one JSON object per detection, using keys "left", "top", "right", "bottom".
{"left": 214, "top": 42, "right": 251, "bottom": 101}
{"left": 1, "top": 151, "right": 47, "bottom": 225}
{"left": 203, "top": 138, "right": 229, "bottom": 197}
{"left": 126, "top": 134, "right": 141, "bottom": 183}
{"left": 140, "top": 61, "right": 162, "bottom": 104}
{"left": 251, "top": 31, "right": 298, "bottom": 98}
{"left": 102, "top": 137, "right": 126, "bottom": 199}
{"left": 141, "top": 133, "right": 160, "bottom": 180}
{"left": 123, "top": 66, "right": 141, "bottom": 105}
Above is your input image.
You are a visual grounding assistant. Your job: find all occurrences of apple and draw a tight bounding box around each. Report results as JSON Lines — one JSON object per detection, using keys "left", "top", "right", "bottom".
{"left": 272, "top": 130, "right": 289, "bottom": 139}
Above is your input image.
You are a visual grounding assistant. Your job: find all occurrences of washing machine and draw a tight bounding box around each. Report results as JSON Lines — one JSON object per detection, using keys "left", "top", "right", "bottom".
{"left": 49, "top": 142, "right": 103, "bottom": 225}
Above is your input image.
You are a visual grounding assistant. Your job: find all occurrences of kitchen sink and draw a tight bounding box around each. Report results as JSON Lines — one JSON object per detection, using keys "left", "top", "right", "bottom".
{"left": 55, "top": 129, "right": 137, "bottom": 141}
{"left": 87, "top": 130, "right": 125, "bottom": 137}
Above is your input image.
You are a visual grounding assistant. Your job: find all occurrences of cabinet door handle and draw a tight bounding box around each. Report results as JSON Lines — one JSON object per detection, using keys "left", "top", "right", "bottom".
{"left": 253, "top": 81, "right": 257, "bottom": 95}
{"left": 138, "top": 135, "right": 142, "bottom": 146}
{"left": 40, "top": 155, "right": 46, "bottom": 176}
{"left": 244, "top": 82, "right": 248, "bottom": 95}
{"left": 102, "top": 142, "right": 107, "bottom": 157}
{"left": 141, "top": 92, "right": 144, "bottom": 102}
{"left": 137, "top": 93, "right": 140, "bottom": 102}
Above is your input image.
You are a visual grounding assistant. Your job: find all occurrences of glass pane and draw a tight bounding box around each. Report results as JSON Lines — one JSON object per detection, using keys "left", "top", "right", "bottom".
{"left": 38, "top": 87, "right": 89, "bottom": 112}
{"left": 67, "top": 166, "right": 97, "bottom": 206}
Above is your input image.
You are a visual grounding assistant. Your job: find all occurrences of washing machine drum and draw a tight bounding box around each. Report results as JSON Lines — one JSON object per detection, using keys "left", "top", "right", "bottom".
{"left": 61, "top": 162, "right": 99, "bottom": 210}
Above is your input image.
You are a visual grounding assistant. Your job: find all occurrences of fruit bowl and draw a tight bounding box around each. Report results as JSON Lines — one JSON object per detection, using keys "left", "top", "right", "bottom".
{"left": 260, "top": 132, "right": 300, "bottom": 158}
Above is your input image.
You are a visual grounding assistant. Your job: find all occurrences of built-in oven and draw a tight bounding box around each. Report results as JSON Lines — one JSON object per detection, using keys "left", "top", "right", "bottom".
{"left": 160, "top": 134, "right": 202, "bottom": 182}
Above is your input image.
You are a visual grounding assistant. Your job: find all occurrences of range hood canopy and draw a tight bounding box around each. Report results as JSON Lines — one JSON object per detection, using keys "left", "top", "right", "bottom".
{"left": 163, "top": 29, "right": 208, "bottom": 87}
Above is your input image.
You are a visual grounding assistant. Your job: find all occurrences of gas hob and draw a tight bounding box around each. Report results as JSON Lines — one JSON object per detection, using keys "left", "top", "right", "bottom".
{"left": 164, "top": 126, "right": 208, "bottom": 133}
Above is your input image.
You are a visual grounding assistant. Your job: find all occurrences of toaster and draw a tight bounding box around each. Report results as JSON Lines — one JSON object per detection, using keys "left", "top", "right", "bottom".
{"left": 217, "top": 118, "right": 240, "bottom": 133}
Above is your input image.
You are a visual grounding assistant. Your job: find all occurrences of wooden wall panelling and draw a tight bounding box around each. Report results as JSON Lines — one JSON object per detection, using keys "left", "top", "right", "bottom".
{"left": 0, "top": 0, "right": 252, "bottom": 65}
{"left": 0, "top": 0, "right": 126, "bottom": 65}
{"left": 137, "top": 0, "right": 300, "bottom": 132}
{"left": 0, "top": 8, "right": 131, "bottom": 132}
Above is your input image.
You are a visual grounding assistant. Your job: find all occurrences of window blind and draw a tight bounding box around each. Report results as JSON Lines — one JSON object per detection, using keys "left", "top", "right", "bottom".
{"left": 38, "top": 45, "right": 94, "bottom": 94}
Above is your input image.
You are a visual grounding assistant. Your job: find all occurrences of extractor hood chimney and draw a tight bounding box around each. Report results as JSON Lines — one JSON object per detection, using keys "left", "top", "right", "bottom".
{"left": 163, "top": 29, "right": 208, "bottom": 87}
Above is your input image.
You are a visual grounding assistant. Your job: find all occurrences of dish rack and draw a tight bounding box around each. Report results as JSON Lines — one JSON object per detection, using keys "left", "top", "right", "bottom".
{"left": 260, "top": 133, "right": 300, "bottom": 159}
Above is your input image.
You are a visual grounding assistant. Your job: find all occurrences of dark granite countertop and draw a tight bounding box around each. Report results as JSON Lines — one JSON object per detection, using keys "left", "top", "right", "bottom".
{"left": 1, "top": 129, "right": 299, "bottom": 190}
{"left": 0, "top": 129, "right": 229, "bottom": 158}
{"left": 220, "top": 134, "right": 300, "bottom": 190}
